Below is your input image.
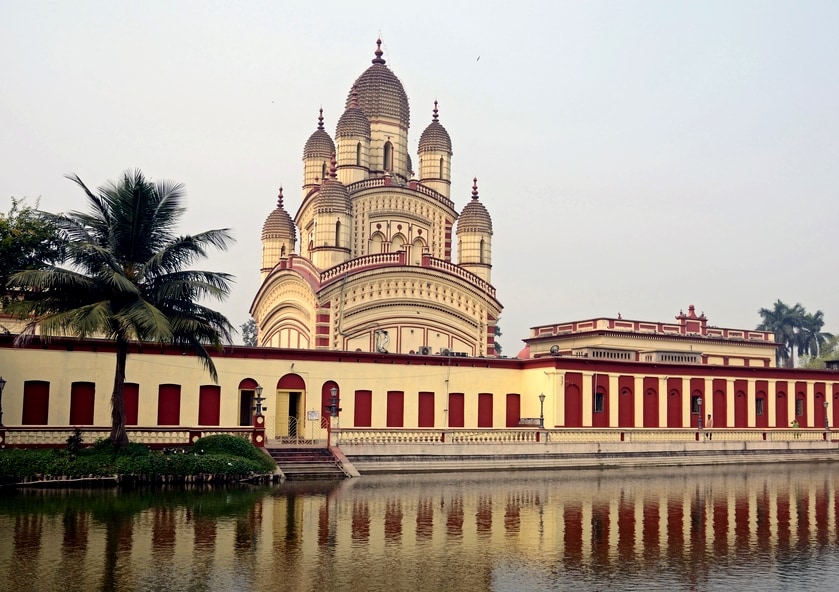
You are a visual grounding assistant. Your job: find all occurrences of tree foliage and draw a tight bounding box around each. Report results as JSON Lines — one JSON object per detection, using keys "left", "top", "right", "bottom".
{"left": 0, "top": 197, "right": 63, "bottom": 305}
{"left": 241, "top": 318, "right": 257, "bottom": 346}
{"left": 757, "top": 300, "right": 833, "bottom": 367}
{"left": 494, "top": 323, "right": 503, "bottom": 355}
{"left": 7, "top": 170, "right": 235, "bottom": 447}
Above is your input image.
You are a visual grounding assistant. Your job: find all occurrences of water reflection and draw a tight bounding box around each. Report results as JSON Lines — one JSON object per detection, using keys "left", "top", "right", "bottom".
{"left": 1, "top": 465, "right": 838, "bottom": 591}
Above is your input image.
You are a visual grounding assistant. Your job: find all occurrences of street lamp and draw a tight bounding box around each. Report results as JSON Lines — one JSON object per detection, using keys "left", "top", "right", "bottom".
{"left": 254, "top": 384, "right": 265, "bottom": 416}
{"left": 328, "top": 386, "right": 340, "bottom": 417}
{"left": 0, "top": 376, "right": 5, "bottom": 426}
{"left": 697, "top": 396, "right": 703, "bottom": 430}
{"left": 824, "top": 399, "right": 829, "bottom": 431}
{"left": 539, "top": 392, "right": 546, "bottom": 429}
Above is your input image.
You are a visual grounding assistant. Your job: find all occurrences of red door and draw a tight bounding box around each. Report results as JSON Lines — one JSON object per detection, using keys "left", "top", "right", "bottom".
{"left": 505, "top": 393, "right": 521, "bottom": 428}
{"left": 69, "top": 382, "right": 95, "bottom": 425}
{"left": 755, "top": 380, "right": 769, "bottom": 429}
{"left": 124, "top": 383, "right": 140, "bottom": 425}
{"left": 386, "top": 391, "right": 404, "bottom": 427}
{"left": 795, "top": 381, "right": 807, "bottom": 427}
{"left": 713, "top": 378, "right": 727, "bottom": 427}
{"left": 418, "top": 391, "right": 435, "bottom": 427}
{"left": 354, "top": 390, "right": 372, "bottom": 427}
{"left": 565, "top": 385, "right": 582, "bottom": 427}
{"left": 198, "top": 385, "right": 221, "bottom": 426}
{"left": 643, "top": 377, "right": 658, "bottom": 427}
{"left": 775, "top": 381, "right": 789, "bottom": 428}
{"left": 666, "top": 378, "right": 682, "bottom": 428}
{"left": 157, "top": 384, "right": 181, "bottom": 425}
{"left": 618, "top": 376, "right": 634, "bottom": 428}
{"left": 734, "top": 380, "right": 748, "bottom": 428}
{"left": 477, "top": 393, "right": 493, "bottom": 427}
{"left": 448, "top": 393, "right": 464, "bottom": 427}
{"left": 814, "top": 383, "right": 826, "bottom": 429}
{"left": 592, "top": 375, "right": 609, "bottom": 428}
{"left": 22, "top": 381, "right": 50, "bottom": 425}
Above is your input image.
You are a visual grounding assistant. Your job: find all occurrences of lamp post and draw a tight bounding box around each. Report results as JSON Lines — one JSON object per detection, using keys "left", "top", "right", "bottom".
{"left": 0, "top": 376, "right": 5, "bottom": 426}
{"left": 329, "top": 387, "right": 339, "bottom": 417}
{"left": 539, "top": 392, "right": 546, "bottom": 429}
{"left": 825, "top": 399, "right": 829, "bottom": 431}
{"left": 254, "top": 384, "right": 265, "bottom": 416}
{"left": 697, "top": 396, "right": 703, "bottom": 431}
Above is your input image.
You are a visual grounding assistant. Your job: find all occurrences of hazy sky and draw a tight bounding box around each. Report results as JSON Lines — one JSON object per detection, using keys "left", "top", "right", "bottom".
{"left": 3, "top": 1, "right": 838, "bottom": 350}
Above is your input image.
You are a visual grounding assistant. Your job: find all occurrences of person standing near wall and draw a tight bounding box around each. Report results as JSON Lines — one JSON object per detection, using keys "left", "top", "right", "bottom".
{"left": 705, "top": 414, "right": 713, "bottom": 440}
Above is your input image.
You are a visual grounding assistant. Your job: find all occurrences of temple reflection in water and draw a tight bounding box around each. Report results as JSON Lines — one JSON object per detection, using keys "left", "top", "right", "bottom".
{"left": 2, "top": 464, "right": 838, "bottom": 591}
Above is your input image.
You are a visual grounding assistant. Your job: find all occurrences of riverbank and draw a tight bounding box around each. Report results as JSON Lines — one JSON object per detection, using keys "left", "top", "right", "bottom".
{"left": 339, "top": 439, "right": 839, "bottom": 474}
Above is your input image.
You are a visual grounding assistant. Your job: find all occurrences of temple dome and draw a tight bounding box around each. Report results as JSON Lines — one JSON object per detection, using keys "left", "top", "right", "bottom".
{"left": 457, "top": 178, "right": 492, "bottom": 234}
{"left": 336, "top": 86, "right": 371, "bottom": 138}
{"left": 303, "top": 109, "right": 335, "bottom": 159}
{"left": 314, "top": 157, "right": 352, "bottom": 213}
{"left": 418, "top": 101, "right": 452, "bottom": 154}
{"left": 346, "top": 39, "right": 410, "bottom": 128}
{"left": 262, "top": 187, "right": 296, "bottom": 241}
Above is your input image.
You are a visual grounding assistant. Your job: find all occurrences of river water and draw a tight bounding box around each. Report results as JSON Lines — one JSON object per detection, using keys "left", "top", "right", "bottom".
{"left": 1, "top": 463, "right": 838, "bottom": 592}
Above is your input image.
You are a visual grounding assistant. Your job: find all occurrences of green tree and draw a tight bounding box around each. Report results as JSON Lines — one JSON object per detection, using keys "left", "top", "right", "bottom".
{"left": 8, "top": 170, "right": 235, "bottom": 447}
{"left": 241, "top": 318, "right": 257, "bottom": 346}
{"left": 493, "top": 323, "right": 503, "bottom": 355}
{"left": 797, "top": 310, "right": 832, "bottom": 358}
{"left": 757, "top": 300, "right": 805, "bottom": 367}
{"left": 800, "top": 334, "right": 839, "bottom": 369}
{"left": 0, "top": 197, "right": 63, "bottom": 306}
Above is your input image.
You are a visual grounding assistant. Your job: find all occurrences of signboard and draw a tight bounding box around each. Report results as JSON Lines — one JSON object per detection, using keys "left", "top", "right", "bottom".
{"left": 307, "top": 410, "right": 320, "bottom": 421}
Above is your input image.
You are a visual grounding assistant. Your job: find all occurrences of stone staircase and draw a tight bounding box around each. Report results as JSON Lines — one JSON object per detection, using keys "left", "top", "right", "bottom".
{"left": 267, "top": 447, "right": 350, "bottom": 480}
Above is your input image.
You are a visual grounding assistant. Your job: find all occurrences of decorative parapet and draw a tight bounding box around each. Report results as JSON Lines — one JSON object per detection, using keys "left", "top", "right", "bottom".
{"left": 346, "top": 177, "right": 455, "bottom": 210}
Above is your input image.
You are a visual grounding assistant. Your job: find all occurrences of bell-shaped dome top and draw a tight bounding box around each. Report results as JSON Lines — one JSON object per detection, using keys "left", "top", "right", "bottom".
{"left": 314, "top": 155, "right": 352, "bottom": 213}
{"left": 336, "top": 85, "right": 371, "bottom": 138}
{"left": 418, "top": 101, "right": 452, "bottom": 154}
{"left": 303, "top": 109, "right": 336, "bottom": 159}
{"left": 457, "top": 178, "right": 493, "bottom": 234}
{"left": 262, "top": 186, "right": 296, "bottom": 241}
{"left": 346, "top": 39, "right": 410, "bottom": 128}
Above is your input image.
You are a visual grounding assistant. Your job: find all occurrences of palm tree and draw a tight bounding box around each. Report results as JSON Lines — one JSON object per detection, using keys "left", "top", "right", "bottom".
{"left": 8, "top": 170, "right": 234, "bottom": 447}
{"left": 798, "top": 310, "right": 833, "bottom": 358}
{"left": 757, "top": 300, "right": 805, "bottom": 367}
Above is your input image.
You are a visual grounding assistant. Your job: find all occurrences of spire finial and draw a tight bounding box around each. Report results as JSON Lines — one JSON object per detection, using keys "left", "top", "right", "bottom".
{"left": 317, "top": 108, "right": 324, "bottom": 130}
{"left": 277, "top": 186, "right": 284, "bottom": 208}
{"left": 472, "top": 177, "right": 479, "bottom": 200}
{"left": 372, "top": 38, "right": 386, "bottom": 64}
{"left": 432, "top": 100, "right": 439, "bottom": 122}
{"left": 329, "top": 153, "right": 338, "bottom": 178}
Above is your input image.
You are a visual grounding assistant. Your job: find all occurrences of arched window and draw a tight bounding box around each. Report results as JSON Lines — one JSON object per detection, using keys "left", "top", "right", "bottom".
{"left": 321, "top": 162, "right": 327, "bottom": 180}
{"left": 439, "top": 156, "right": 444, "bottom": 178}
{"left": 335, "top": 220, "right": 341, "bottom": 247}
{"left": 390, "top": 233, "right": 405, "bottom": 253}
{"left": 412, "top": 238, "right": 425, "bottom": 265}
{"left": 383, "top": 141, "right": 393, "bottom": 171}
{"left": 370, "top": 232, "right": 384, "bottom": 253}
{"left": 356, "top": 142, "right": 362, "bottom": 166}
{"left": 479, "top": 238, "right": 485, "bottom": 264}
{"left": 280, "top": 244, "right": 286, "bottom": 258}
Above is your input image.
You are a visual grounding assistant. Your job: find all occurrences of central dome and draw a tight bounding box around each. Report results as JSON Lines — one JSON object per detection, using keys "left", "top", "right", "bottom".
{"left": 346, "top": 39, "right": 410, "bottom": 128}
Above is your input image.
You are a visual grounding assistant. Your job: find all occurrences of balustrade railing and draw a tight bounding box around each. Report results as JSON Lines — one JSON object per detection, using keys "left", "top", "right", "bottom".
{"left": 0, "top": 426, "right": 254, "bottom": 448}
{"left": 335, "top": 427, "right": 836, "bottom": 446}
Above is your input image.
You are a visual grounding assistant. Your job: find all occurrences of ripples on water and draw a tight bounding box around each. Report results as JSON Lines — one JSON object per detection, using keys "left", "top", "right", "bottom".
{"left": 0, "top": 464, "right": 838, "bottom": 591}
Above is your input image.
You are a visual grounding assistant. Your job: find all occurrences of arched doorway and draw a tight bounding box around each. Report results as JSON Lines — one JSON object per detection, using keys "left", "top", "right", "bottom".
{"left": 237, "top": 378, "right": 259, "bottom": 427}
{"left": 274, "top": 373, "right": 306, "bottom": 442}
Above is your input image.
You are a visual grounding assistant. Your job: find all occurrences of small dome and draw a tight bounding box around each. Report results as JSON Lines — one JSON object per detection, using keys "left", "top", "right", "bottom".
{"left": 315, "top": 156, "right": 352, "bottom": 213}
{"left": 457, "top": 178, "right": 492, "bottom": 234}
{"left": 336, "top": 85, "right": 371, "bottom": 138}
{"left": 262, "top": 187, "right": 296, "bottom": 241}
{"left": 418, "top": 101, "right": 452, "bottom": 154}
{"left": 303, "top": 109, "right": 335, "bottom": 159}
{"left": 347, "top": 39, "right": 410, "bottom": 128}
